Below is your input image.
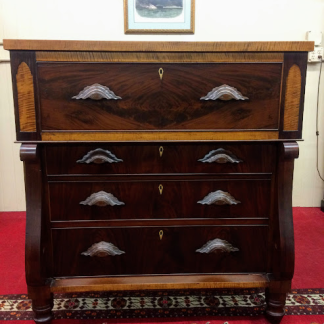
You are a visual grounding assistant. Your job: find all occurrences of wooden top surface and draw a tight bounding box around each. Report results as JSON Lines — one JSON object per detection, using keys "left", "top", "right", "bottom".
{"left": 3, "top": 39, "right": 314, "bottom": 52}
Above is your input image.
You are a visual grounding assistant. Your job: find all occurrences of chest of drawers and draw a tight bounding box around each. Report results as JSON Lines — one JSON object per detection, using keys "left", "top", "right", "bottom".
{"left": 4, "top": 40, "right": 313, "bottom": 324}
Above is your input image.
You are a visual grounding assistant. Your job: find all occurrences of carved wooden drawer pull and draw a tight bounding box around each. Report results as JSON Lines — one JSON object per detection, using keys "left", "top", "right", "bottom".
{"left": 198, "top": 190, "right": 241, "bottom": 206}
{"left": 80, "top": 191, "right": 125, "bottom": 207}
{"left": 81, "top": 241, "right": 125, "bottom": 257}
{"left": 196, "top": 238, "right": 239, "bottom": 254}
{"left": 77, "top": 148, "right": 123, "bottom": 164}
{"left": 198, "top": 148, "right": 243, "bottom": 164}
{"left": 200, "top": 84, "right": 248, "bottom": 101}
{"left": 72, "top": 83, "right": 122, "bottom": 100}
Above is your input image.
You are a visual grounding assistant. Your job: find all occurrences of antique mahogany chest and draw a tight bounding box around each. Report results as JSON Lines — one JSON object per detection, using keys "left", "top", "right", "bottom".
{"left": 4, "top": 40, "right": 314, "bottom": 323}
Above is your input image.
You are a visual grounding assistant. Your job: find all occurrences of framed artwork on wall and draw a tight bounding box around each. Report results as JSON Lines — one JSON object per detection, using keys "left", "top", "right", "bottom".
{"left": 124, "top": 0, "right": 195, "bottom": 34}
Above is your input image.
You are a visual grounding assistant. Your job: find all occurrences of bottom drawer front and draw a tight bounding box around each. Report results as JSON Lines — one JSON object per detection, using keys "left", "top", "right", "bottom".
{"left": 52, "top": 226, "right": 268, "bottom": 277}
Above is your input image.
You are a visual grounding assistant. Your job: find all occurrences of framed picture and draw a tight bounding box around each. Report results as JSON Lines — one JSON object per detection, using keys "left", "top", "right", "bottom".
{"left": 124, "top": 0, "right": 195, "bottom": 34}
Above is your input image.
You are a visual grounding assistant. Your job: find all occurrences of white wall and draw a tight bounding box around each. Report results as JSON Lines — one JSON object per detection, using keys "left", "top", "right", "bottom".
{"left": 0, "top": 0, "right": 324, "bottom": 210}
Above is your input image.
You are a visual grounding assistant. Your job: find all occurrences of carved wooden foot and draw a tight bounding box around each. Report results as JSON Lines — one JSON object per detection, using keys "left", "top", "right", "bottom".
{"left": 28, "top": 286, "right": 53, "bottom": 324}
{"left": 265, "top": 292, "right": 286, "bottom": 323}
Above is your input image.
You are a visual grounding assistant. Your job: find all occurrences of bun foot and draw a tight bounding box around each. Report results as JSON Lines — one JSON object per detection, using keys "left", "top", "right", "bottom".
{"left": 265, "top": 292, "right": 286, "bottom": 323}
{"left": 28, "top": 286, "right": 53, "bottom": 324}
{"left": 33, "top": 304, "right": 53, "bottom": 324}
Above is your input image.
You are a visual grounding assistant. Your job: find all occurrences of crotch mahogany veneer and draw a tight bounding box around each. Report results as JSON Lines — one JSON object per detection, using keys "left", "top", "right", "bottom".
{"left": 4, "top": 40, "right": 314, "bottom": 323}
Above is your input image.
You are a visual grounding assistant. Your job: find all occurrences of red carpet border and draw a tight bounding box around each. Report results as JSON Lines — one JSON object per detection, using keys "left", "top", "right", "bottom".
{"left": 1, "top": 288, "right": 324, "bottom": 321}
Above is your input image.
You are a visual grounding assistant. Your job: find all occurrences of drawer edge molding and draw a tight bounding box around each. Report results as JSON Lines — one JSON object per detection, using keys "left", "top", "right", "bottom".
{"left": 80, "top": 191, "right": 125, "bottom": 207}
{"left": 76, "top": 148, "right": 123, "bottom": 164}
{"left": 41, "top": 131, "right": 279, "bottom": 141}
{"left": 72, "top": 83, "right": 122, "bottom": 101}
{"left": 81, "top": 241, "right": 125, "bottom": 257}
{"left": 200, "top": 84, "right": 248, "bottom": 101}
{"left": 196, "top": 238, "right": 239, "bottom": 254}
{"left": 197, "top": 190, "right": 241, "bottom": 206}
{"left": 198, "top": 148, "right": 243, "bottom": 164}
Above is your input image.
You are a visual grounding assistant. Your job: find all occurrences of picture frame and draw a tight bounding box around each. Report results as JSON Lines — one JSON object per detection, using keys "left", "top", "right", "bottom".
{"left": 124, "top": 0, "right": 195, "bottom": 34}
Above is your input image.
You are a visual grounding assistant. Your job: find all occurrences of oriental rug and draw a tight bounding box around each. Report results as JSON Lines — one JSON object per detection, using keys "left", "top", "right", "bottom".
{"left": 1, "top": 288, "right": 324, "bottom": 321}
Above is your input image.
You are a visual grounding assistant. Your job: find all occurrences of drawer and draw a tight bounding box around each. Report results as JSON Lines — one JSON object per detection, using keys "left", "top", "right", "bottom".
{"left": 45, "top": 143, "right": 276, "bottom": 175}
{"left": 52, "top": 225, "right": 268, "bottom": 277}
{"left": 49, "top": 179, "right": 270, "bottom": 220}
{"left": 38, "top": 63, "right": 282, "bottom": 131}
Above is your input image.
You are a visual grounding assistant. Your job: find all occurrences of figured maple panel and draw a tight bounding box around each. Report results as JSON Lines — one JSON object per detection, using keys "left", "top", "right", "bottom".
{"left": 36, "top": 51, "right": 284, "bottom": 63}
{"left": 16, "top": 62, "right": 36, "bottom": 132}
{"left": 3, "top": 39, "right": 314, "bottom": 52}
{"left": 38, "top": 63, "right": 282, "bottom": 131}
{"left": 284, "top": 64, "right": 302, "bottom": 131}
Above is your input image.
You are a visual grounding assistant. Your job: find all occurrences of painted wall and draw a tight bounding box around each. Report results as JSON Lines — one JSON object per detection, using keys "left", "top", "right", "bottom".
{"left": 0, "top": 0, "right": 323, "bottom": 210}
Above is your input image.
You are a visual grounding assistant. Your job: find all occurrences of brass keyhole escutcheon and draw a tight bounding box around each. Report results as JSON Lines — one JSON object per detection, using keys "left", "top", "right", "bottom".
{"left": 159, "top": 146, "right": 164, "bottom": 157}
{"left": 159, "top": 68, "right": 164, "bottom": 80}
{"left": 159, "top": 230, "right": 163, "bottom": 240}
{"left": 159, "top": 184, "right": 163, "bottom": 195}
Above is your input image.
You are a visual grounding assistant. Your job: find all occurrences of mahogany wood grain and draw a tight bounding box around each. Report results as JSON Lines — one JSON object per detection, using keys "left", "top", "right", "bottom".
{"left": 45, "top": 143, "right": 277, "bottom": 175}
{"left": 38, "top": 63, "right": 282, "bottom": 131}
{"left": 20, "top": 145, "right": 53, "bottom": 323}
{"left": 51, "top": 218, "right": 269, "bottom": 228}
{"left": 3, "top": 39, "right": 314, "bottom": 52}
{"left": 20, "top": 145, "right": 44, "bottom": 285}
{"left": 5, "top": 40, "right": 310, "bottom": 324}
{"left": 47, "top": 174, "right": 271, "bottom": 181}
{"left": 51, "top": 274, "right": 270, "bottom": 292}
{"left": 274, "top": 142, "right": 299, "bottom": 280}
{"left": 27, "top": 286, "right": 53, "bottom": 324}
{"left": 36, "top": 51, "right": 284, "bottom": 63}
{"left": 51, "top": 226, "right": 268, "bottom": 277}
{"left": 265, "top": 142, "right": 299, "bottom": 322}
{"left": 48, "top": 179, "right": 271, "bottom": 221}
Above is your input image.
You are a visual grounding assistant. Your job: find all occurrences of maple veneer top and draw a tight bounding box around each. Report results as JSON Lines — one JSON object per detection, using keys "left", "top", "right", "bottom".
{"left": 3, "top": 39, "right": 314, "bottom": 52}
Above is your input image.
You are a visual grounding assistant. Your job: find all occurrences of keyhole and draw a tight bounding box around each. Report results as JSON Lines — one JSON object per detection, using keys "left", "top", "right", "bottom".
{"left": 159, "top": 68, "right": 164, "bottom": 80}
{"left": 159, "top": 146, "right": 164, "bottom": 157}
{"left": 159, "top": 230, "right": 163, "bottom": 240}
{"left": 159, "top": 184, "right": 163, "bottom": 195}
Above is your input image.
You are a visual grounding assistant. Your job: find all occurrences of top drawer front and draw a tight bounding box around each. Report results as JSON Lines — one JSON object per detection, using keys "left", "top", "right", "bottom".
{"left": 45, "top": 143, "right": 276, "bottom": 175}
{"left": 38, "top": 63, "right": 282, "bottom": 131}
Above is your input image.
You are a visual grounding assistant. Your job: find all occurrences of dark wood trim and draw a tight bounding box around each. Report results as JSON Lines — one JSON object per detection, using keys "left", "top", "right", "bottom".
{"left": 20, "top": 144, "right": 44, "bottom": 285}
{"left": 21, "top": 144, "right": 54, "bottom": 322}
{"left": 27, "top": 285, "right": 53, "bottom": 324}
{"left": 46, "top": 173, "right": 272, "bottom": 182}
{"left": 3, "top": 40, "right": 314, "bottom": 52}
{"left": 50, "top": 218, "right": 269, "bottom": 228}
{"left": 276, "top": 142, "right": 298, "bottom": 280}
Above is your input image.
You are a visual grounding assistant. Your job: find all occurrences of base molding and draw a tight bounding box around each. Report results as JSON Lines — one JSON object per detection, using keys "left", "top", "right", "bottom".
{"left": 50, "top": 274, "right": 270, "bottom": 293}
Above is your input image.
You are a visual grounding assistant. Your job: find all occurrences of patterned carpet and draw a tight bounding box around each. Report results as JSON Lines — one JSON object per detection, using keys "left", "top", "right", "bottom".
{"left": 1, "top": 288, "right": 324, "bottom": 321}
